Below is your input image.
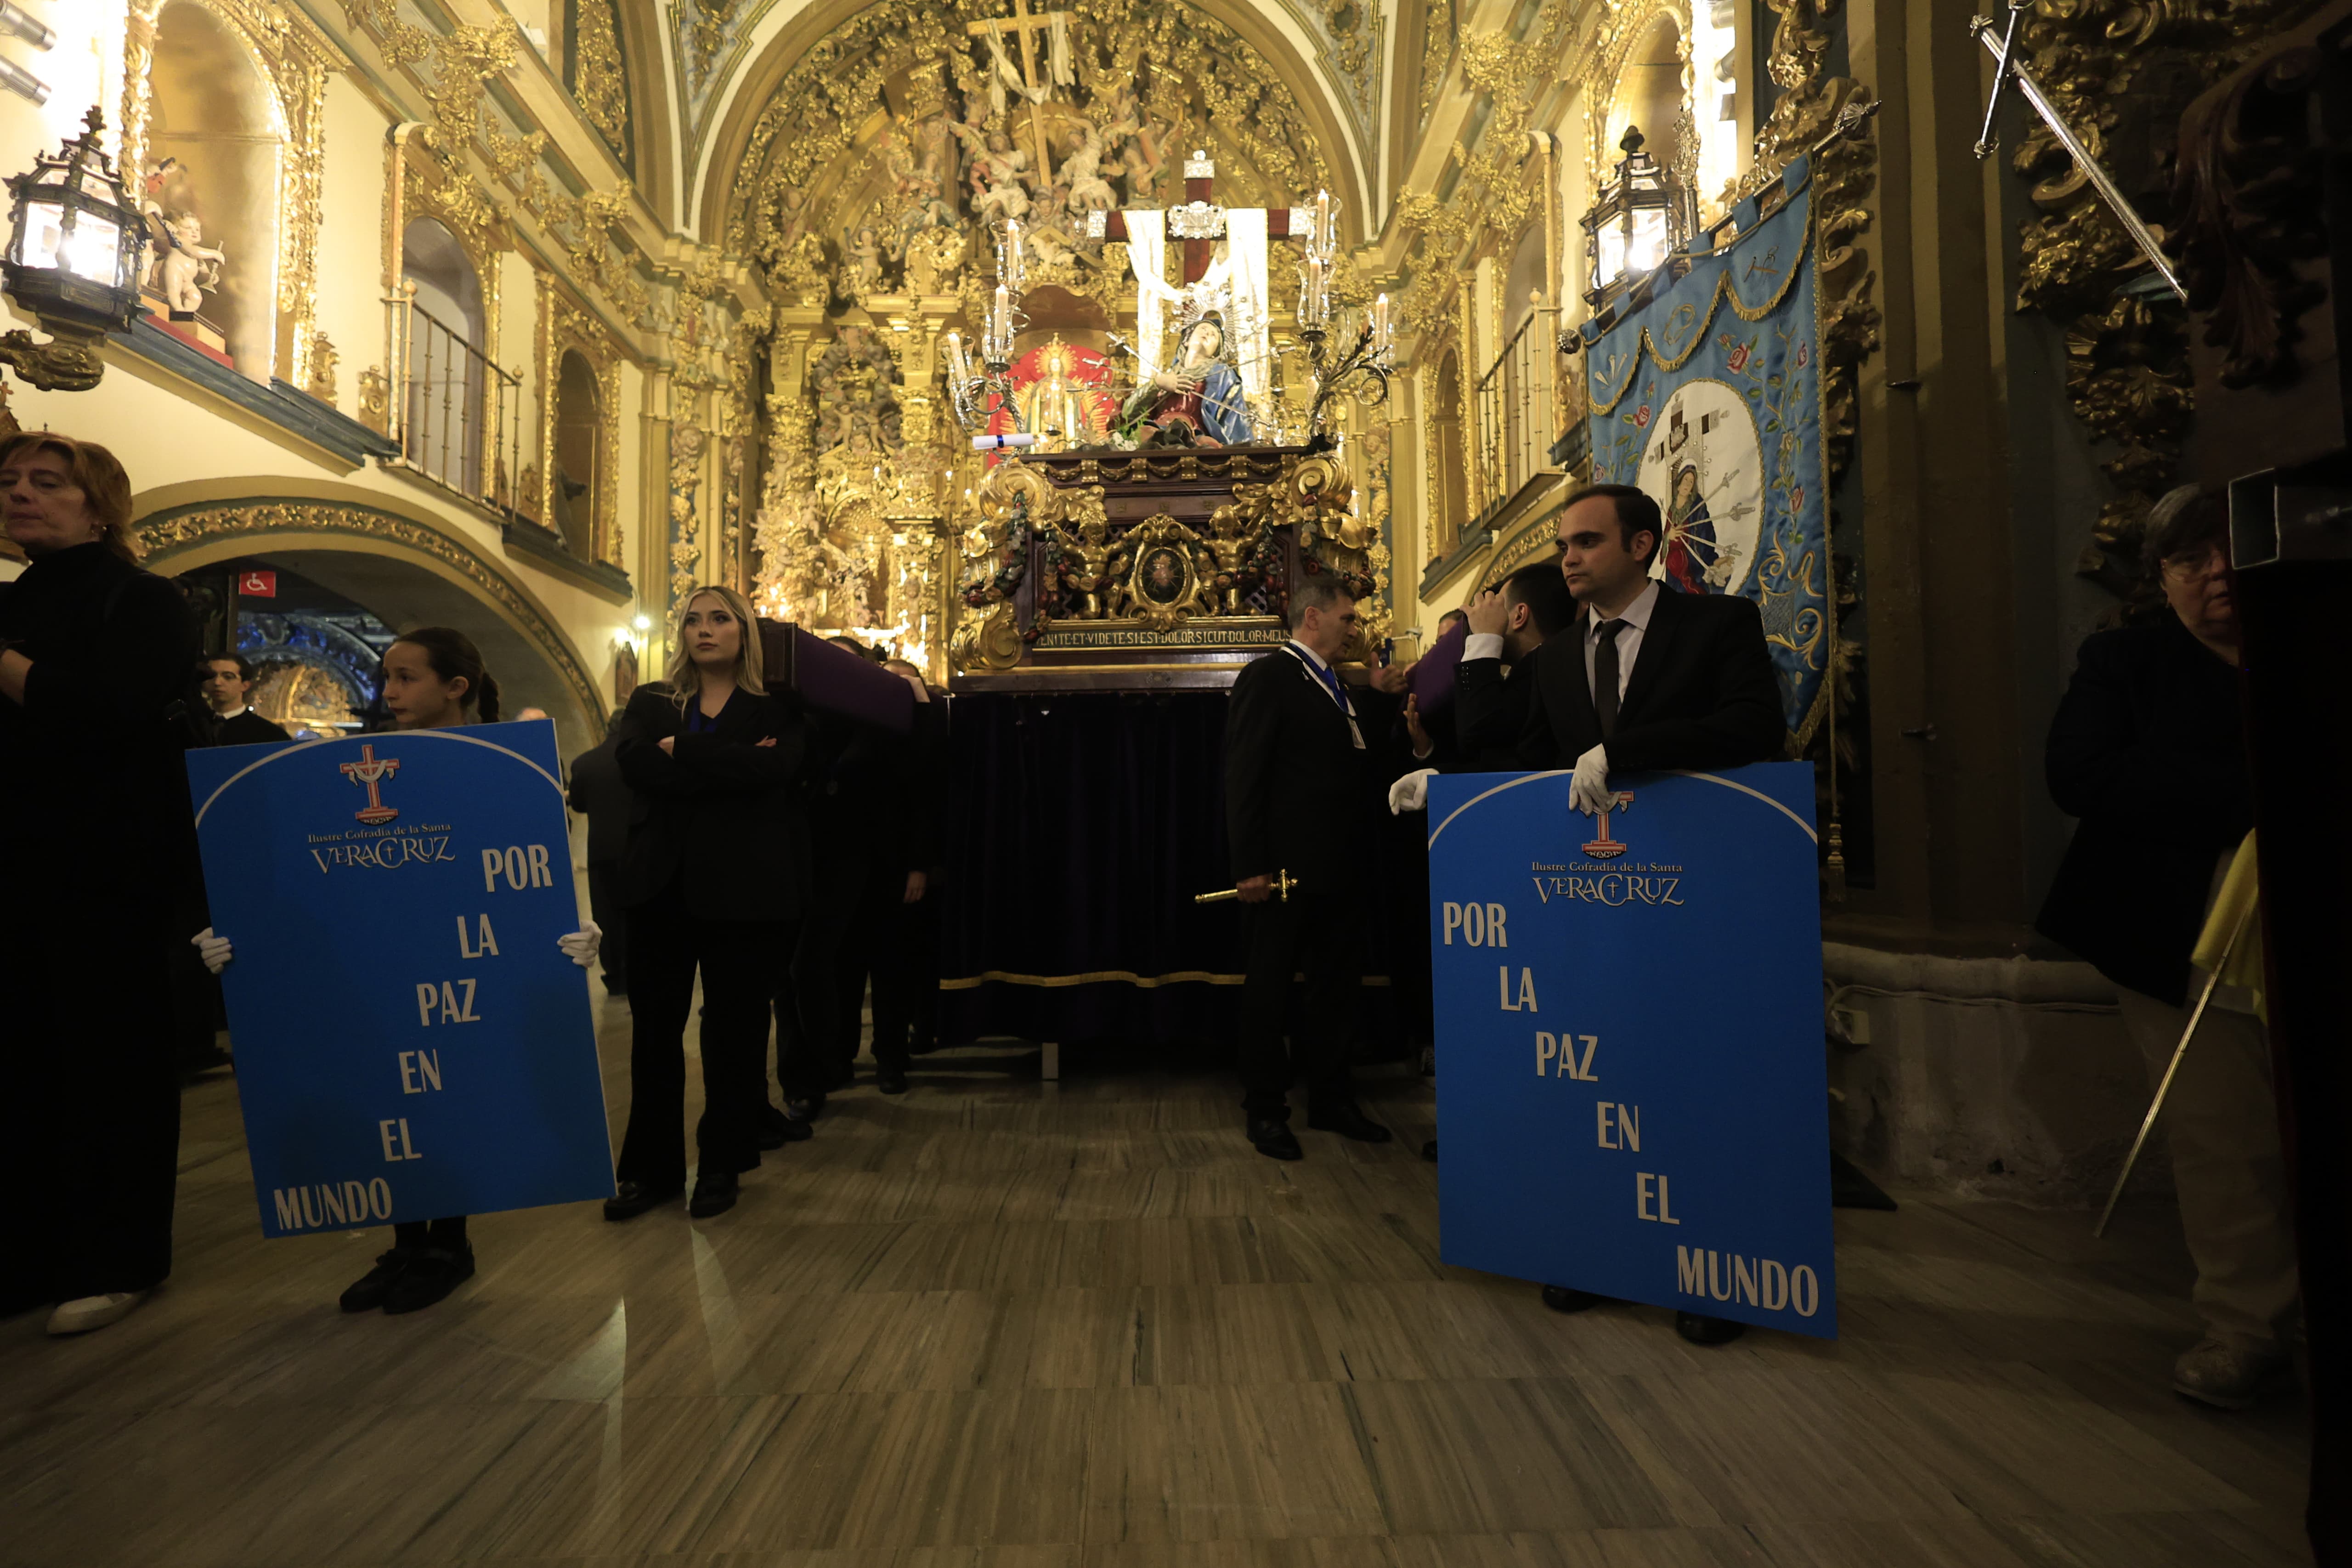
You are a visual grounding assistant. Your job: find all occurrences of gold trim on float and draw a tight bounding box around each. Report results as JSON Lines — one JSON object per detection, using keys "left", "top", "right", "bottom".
{"left": 941, "top": 971, "right": 1394, "bottom": 990}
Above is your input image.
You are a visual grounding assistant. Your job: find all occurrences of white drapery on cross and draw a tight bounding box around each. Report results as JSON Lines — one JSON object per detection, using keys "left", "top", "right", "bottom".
{"left": 1223, "top": 207, "right": 1272, "bottom": 422}
{"left": 1123, "top": 208, "right": 1171, "bottom": 385}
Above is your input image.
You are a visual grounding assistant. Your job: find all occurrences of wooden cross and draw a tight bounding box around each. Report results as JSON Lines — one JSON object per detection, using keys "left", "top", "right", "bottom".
{"left": 1088, "top": 151, "right": 1313, "bottom": 283}
{"left": 966, "top": 0, "right": 1070, "bottom": 197}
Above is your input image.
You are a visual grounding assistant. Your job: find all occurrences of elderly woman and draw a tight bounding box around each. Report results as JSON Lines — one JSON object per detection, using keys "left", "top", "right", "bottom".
{"left": 2037, "top": 486, "right": 2297, "bottom": 1410}
{"left": 0, "top": 434, "right": 201, "bottom": 1336}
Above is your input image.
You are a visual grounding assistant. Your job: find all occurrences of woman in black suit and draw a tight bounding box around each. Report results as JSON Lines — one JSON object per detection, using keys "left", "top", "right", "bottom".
{"left": 605, "top": 585, "right": 810, "bottom": 1222}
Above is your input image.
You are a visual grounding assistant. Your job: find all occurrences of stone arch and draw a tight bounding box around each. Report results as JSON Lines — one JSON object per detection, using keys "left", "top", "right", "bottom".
{"left": 136, "top": 498, "right": 607, "bottom": 755}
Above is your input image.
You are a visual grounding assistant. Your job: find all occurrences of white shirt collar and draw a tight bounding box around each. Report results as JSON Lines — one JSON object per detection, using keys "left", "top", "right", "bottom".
{"left": 217, "top": 705, "right": 250, "bottom": 720}
{"left": 1286, "top": 638, "right": 1334, "bottom": 674}
{"left": 1586, "top": 580, "right": 1661, "bottom": 638}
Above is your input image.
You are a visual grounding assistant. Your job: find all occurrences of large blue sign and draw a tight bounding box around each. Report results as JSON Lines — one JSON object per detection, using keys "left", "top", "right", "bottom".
{"left": 187, "top": 722, "right": 612, "bottom": 1238}
{"left": 1428, "top": 763, "right": 1836, "bottom": 1338}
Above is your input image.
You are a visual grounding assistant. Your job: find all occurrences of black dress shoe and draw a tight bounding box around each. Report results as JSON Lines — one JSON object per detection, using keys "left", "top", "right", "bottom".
{"left": 381, "top": 1245, "right": 474, "bottom": 1314}
{"left": 785, "top": 1093, "right": 825, "bottom": 1122}
{"left": 756, "top": 1106, "right": 813, "bottom": 1148}
{"left": 1420, "top": 1139, "right": 1439, "bottom": 1163}
{"left": 1306, "top": 1101, "right": 1393, "bottom": 1143}
{"left": 1247, "top": 1117, "right": 1304, "bottom": 1161}
{"left": 338, "top": 1247, "right": 416, "bottom": 1312}
{"left": 1675, "top": 1312, "right": 1747, "bottom": 1346}
{"left": 603, "top": 1180, "right": 683, "bottom": 1221}
{"left": 1541, "top": 1285, "right": 1607, "bottom": 1314}
{"left": 876, "top": 1067, "right": 909, "bottom": 1095}
{"left": 689, "top": 1171, "right": 740, "bottom": 1218}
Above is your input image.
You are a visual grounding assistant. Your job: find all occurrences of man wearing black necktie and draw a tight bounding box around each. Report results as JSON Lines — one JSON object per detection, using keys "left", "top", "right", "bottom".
{"left": 1518, "top": 483, "right": 1786, "bottom": 1344}
{"left": 1224, "top": 575, "right": 1408, "bottom": 1160}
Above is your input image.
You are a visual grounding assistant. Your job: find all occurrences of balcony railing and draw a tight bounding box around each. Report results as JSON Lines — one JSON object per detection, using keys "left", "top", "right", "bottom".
{"left": 1474, "top": 306, "right": 1560, "bottom": 514}
{"left": 387, "top": 286, "right": 526, "bottom": 515}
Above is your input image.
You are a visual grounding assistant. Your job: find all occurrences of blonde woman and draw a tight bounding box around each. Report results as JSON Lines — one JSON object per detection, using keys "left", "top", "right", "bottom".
{"left": 607, "top": 586, "right": 811, "bottom": 1222}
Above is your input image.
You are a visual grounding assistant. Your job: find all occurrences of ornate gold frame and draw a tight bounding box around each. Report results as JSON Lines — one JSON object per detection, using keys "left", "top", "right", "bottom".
{"left": 119, "top": 0, "right": 343, "bottom": 391}
{"left": 383, "top": 124, "right": 506, "bottom": 373}
{"left": 535, "top": 272, "right": 628, "bottom": 566}
{"left": 1109, "top": 513, "right": 1217, "bottom": 632}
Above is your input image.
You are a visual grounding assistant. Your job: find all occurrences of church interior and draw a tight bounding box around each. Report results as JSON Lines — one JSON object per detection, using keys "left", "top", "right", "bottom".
{"left": 1, "top": 0, "right": 2346, "bottom": 1562}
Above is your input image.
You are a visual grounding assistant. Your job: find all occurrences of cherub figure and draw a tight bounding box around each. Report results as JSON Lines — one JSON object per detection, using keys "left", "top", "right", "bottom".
{"left": 843, "top": 223, "right": 886, "bottom": 298}
{"left": 150, "top": 211, "right": 226, "bottom": 316}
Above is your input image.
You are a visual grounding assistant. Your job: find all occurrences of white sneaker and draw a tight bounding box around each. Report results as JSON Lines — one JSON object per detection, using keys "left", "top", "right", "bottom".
{"left": 45, "top": 1291, "right": 150, "bottom": 1336}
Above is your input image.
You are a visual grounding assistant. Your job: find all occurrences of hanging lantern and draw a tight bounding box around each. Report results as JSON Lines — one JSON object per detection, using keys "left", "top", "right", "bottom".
{"left": 1, "top": 107, "right": 149, "bottom": 391}
{"left": 1578, "top": 125, "right": 1692, "bottom": 312}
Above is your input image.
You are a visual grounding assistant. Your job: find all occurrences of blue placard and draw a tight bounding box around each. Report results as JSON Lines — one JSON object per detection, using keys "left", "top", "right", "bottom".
{"left": 1428, "top": 762, "right": 1836, "bottom": 1338}
{"left": 186, "top": 722, "right": 613, "bottom": 1238}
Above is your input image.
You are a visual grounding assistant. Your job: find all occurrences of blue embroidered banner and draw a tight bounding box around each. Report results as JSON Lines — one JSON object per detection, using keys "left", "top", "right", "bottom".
{"left": 186, "top": 722, "right": 612, "bottom": 1238}
{"left": 1427, "top": 763, "right": 1837, "bottom": 1338}
{"left": 1581, "top": 157, "right": 1831, "bottom": 739}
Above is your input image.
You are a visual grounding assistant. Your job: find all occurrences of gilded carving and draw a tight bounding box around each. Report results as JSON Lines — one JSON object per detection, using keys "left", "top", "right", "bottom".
{"left": 305, "top": 330, "right": 339, "bottom": 407}
{"left": 2003, "top": 0, "right": 2324, "bottom": 587}
{"left": 570, "top": 0, "right": 632, "bottom": 156}
{"left": 138, "top": 500, "right": 604, "bottom": 722}
{"left": 357, "top": 365, "right": 390, "bottom": 433}
{"left": 1107, "top": 513, "right": 1217, "bottom": 630}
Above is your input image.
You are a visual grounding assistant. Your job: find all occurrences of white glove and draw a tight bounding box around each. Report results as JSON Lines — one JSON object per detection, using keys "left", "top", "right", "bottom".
{"left": 192, "top": 927, "right": 233, "bottom": 975}
{"left": 1569, "top": 744, "right": 1613, "bottom": 816}
{"left": 1388, "top": 766, "right": 1438, "bottom": 815}
{"left": 557, "top": 920, "right": 603, "bottom": 968}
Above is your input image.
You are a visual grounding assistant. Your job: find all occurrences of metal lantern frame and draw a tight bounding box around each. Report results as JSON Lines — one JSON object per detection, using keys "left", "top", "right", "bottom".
{"left": 1, "top": 107, "right": 148, "bottom": 391}
{"left": 1578, "top": 125, "right": 1694, "bottom": 313}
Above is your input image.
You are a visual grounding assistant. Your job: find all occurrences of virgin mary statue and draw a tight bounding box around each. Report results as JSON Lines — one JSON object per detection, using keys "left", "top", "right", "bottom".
{"left": 1117, "top": 311, "right": 1253, "bottom": 447}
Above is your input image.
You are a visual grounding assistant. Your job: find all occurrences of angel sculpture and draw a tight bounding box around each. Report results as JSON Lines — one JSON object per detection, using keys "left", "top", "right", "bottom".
{"left": 842, "top": 224, "right": 887, "bottom": 299}
{"left": 1056, "top": 122, "right": 1118, "bottom": 216}
{"left": 947, "top": 122, "right": 1033, "bottom": 225}
{"left": 147, "top": 211, "right": 226, "bottom": 317}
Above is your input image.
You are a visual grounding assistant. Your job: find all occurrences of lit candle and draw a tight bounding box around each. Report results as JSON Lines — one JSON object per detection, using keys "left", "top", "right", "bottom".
{"left": 1315, "top": 189, "right": 1331, "bottom": 255}
{"left": 1005, "top": 220, "right": 1024, "bottom": 289}
{"left": 993, "top": 284, "right": 1011, "bottom": 353}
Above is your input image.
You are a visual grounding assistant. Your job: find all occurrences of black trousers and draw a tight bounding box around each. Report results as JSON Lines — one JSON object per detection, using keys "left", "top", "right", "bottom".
{"left": 0, "top": 903, "right": 181, "bottom": 1309}
{"left": 835, "top": 864, "right": 919, "bottom": 1070}
{"left": 1236, "top": 873, "right": 1363, "bottom": 1119}
{"left": 617, "top": 882, "right": 792, "bottom": 1189}
{"left": 776, "top": 829, "right": 865, "bottom": 1099}
{"left": 586, "top": 860, "right": 629, "bottom": 991}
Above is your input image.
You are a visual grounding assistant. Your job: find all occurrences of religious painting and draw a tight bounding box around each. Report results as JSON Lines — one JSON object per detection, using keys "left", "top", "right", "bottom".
{"left": 1139, "top": 545, "right": 1187, "bottom": 603}
{"left": 1582, "top": 156, "right": 1832, "bottom": 741}
{"left": 1633, "top": 380, "right": 1763, "bottom": 596}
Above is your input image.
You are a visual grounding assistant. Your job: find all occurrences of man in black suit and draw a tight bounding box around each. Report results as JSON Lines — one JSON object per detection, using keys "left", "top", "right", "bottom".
{"left": 567, "top": 712, "right": 634, "bottom": 996}
{"left": 1454, "top": 562, "right": 1579, "bottom": 767}
{"left": 1224, "top": 575, "right": 1407, "bottom": 1160}
{"left": 198, "top": 654, "right": 289, "bottom": 745}
{"left": 1536, "top": 484, "right": 1785, "bottom": 1344}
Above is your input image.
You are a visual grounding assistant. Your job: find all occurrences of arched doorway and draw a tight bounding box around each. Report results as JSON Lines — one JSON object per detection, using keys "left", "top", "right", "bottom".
{"left": 552, "top": 348, "right": 603, "bottom": 558}
{"left": 1609, "top": 16, "right": 1690, "bottom": 189}
{"left": 147, "top": 1, "right": 287, "bottom": 380}
{"left": 138, "top": 499, "right": 607, "bottom": 757}
{"left": 1431, "top": 348, "right": 1469, "bottom": 552}
{"left": 399, "top": 217, "right": 490, "bottom": 496}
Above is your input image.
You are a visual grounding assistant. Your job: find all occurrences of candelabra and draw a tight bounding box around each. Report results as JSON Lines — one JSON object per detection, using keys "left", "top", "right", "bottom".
{"left": 1288, "top": 190, "right": 1395, "bottom": 439}
{"left": 944, "top": 220, "right": 1034, "bottom": 449}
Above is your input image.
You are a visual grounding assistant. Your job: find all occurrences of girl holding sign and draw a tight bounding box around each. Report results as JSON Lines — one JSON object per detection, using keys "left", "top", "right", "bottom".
{"left": 197, "top": 628, "right": 603, "bottom": 1315}
{"left": 603, "top": 585, "right": 810, "bottom": 1223}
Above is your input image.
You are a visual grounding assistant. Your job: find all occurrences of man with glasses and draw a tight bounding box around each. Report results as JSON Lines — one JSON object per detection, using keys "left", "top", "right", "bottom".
{"left": 1225, "top": 575, "right": 1408, "bottom": 1160}
{"left": 2038, "top": 487, "right": 2296, "bottom": 1410}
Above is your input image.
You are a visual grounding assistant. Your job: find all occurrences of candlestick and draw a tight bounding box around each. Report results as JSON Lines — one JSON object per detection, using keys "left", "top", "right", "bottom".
{"left": 1314, "top": 190, "right": 1332, "bottom": 258}
{"left": 991, "top": 285, "right": 1011, "bottom": 357}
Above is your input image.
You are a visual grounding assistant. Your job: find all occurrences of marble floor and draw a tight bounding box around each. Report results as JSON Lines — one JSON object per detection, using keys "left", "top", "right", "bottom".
{"left": 0, "top": 998, "right": 2316, "bottom": 1568}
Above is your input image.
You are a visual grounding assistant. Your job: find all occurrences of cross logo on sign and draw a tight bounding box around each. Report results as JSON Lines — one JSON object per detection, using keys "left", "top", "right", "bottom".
{"left": 237, "top": 570, "right": 277, "bottom": 597}
{"left": 339, "top": 744, "right": 401, "bottom": 825}
{"left": 1581, "top": 791, "right": 1635, "bottom": 860}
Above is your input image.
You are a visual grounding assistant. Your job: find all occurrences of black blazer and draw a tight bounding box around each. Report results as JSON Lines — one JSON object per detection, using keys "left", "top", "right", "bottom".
{"left": 615, "top": 684, "right": 810, "bottom": 921}
{"left": 1453, "top": 652, "right": 1537, "bottom": 770}
{"left": 2035, "top": 617, "right": 2251, "bottom": 1008}
{"left": 565, "top": 735, "right": 632, "bottom": 865}
{"left": 1514, "top": 587, "right": 1786, "bottom": 772}
{"left": 218, "top": 710, "right": 291, "bottom": 746}
{"left": 1224, "top": 644, "right": 1405, "bottom": 884}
